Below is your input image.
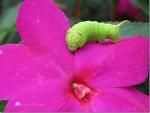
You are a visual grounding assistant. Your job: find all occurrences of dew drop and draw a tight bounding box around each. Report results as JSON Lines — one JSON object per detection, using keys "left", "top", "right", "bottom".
{"left": 36, "top": 19, "right": 40, "bottom": 23}
{"left": 15, "top": 101, "right": 21, "bottom": 106}
{"left": 0, "top": 50, "right": 3, "bottom": 54}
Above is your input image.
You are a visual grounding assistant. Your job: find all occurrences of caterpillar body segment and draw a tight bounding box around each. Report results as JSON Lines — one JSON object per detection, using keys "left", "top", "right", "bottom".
{"left": 66, "top": 20, "right": 129, "bottom": 52}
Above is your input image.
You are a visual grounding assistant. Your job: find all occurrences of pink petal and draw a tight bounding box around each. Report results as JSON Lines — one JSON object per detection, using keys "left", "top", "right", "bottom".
{"left": 0, "top": 44, "right": 70, "bottom": 100}
{"left": 92, "top": 87, "right": 149, "bottom": 112}
{"left": 5, "top": 79, "right": 83, "bottom": 112}
{"left": 17, "top": 0, "right": 74, "bottom": 72}
{"left": 5, "top": 79, "right": 66, "bottom": 112}
{"left": 74, "top": 36, "right": 149, "bottom": 87}
{"left": 5, "top": 78, "right": 91, "bottom": 112}
{"left": 57, "top": 97, "right": 84, "bottom": 112}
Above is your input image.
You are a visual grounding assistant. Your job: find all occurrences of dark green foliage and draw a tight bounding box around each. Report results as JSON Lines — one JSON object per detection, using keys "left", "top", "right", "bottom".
{"left": 0, "top": 100, "right": 7, "bottom": 112}
{"left": 132, "top": 0, "right": 149, "bottom": 15}
{"left": 0, "top": 3, "right": 21, "bottom": 44}
{"left": 135, "top": 76, "right": 149, "bottom": 95}
{"left": 120, "top": 22, "right": 149, "bottom": 38}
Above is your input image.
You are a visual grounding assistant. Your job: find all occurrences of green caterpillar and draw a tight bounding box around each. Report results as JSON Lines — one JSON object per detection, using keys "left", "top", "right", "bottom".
{"left": 66, "top": 20, "right": 129, "bottom": 52}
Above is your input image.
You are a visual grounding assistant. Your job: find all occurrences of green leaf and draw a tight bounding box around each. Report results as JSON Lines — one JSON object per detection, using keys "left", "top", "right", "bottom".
{"left": 0, "top": 100, "right": 7, "bottom": 112}
{"left": 133, "top": 0, "right": 149, "bottom": 15}
{"left": 120, "top": 22, "right": 149, "bottom": 38}
{"left": 0, "top": 4, "right": 20, "bottom": 43}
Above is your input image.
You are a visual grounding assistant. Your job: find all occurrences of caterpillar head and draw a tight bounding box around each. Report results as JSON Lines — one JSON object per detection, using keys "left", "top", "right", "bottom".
{"left": 66, "top": 29, "right": 87, "bottom": 52}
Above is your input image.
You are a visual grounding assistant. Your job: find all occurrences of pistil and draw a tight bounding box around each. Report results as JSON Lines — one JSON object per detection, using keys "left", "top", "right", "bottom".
{"left": 72, "top": 83, "right": 91, "bottom": 100}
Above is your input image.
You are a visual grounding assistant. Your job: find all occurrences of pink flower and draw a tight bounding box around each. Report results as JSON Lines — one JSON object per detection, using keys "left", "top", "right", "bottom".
{"left": 0, "top": 0, "right": 149, "bottom": 112}
{"left": 116, "top": 0, "right": 142, "bottom": 21}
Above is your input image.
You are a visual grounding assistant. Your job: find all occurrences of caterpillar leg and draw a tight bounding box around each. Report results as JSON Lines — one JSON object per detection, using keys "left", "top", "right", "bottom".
{"left": 112, "top": 35, "right": 120, "bottom": 42}
{"left": 98, "top": 36, "right": 105, "bottom": 43}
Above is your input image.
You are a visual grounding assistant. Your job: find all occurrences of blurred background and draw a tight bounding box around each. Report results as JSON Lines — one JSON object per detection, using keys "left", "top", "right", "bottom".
{"left": 0, "top": 0, "right": 149, "bottom": 45}
{"left": 0, "top": 0, "right": 149, "bottom": 111}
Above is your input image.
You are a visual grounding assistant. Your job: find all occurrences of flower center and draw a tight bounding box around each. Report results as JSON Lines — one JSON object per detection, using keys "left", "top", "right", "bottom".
{"left": 72, "top": 83, "right": 91, "bottom": 100}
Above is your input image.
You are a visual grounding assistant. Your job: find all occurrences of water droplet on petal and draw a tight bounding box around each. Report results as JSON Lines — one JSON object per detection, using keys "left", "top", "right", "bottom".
{"left": 15, "top": 101, "right": 21, "bottom": 106}
{"left": 0, "top": 50, "right": 3, "bottom": 54}
{"left": 36, "top": 19, "right": 40, "bottom": 23}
